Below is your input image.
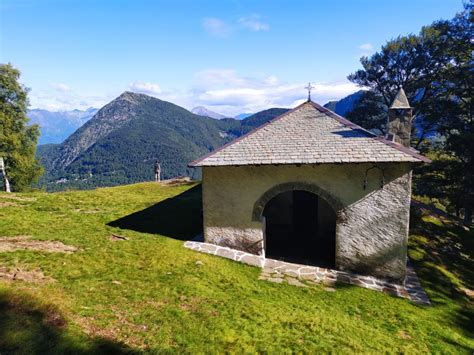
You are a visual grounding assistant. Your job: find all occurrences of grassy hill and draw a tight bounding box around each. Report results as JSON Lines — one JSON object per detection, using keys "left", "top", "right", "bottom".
{"left": 0, "top": 183, "right": 472, "bottom": 353}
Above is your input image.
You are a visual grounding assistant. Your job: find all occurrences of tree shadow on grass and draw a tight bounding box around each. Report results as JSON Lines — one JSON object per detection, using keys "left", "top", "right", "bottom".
{"left": 0, "top": 289, "right": 137, "bottom": 354}
{"left": 107, "top": 185, "right": 203, "bottom": 241}
{"left": 409, "top": 205, "right": 474, "bottom": 339}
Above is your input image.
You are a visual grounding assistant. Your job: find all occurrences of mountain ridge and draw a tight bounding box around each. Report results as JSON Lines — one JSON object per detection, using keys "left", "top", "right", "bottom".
{"left": 28, "top": 107, "right": 97, "bottom": 144}
{"left": 38, "top": 92, "right": 253, "bottom": 190}
{"left": 191, "top": 106, "right": 227, "bottom": 119}
{"left": 37, "top": 91, "right": 362, "bottom": 191}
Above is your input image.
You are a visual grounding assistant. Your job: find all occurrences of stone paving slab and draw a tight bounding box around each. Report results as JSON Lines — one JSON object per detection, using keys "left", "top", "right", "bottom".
{"left": 183, "top": 240, "right": 430, "bottom": 305}
{"left": 184, "top": 240, "right": 265, "bottom": 267}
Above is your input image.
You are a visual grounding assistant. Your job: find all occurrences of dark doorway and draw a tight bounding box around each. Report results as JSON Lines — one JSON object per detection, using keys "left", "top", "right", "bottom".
{"left": 262, "top": 190, "right": 336, "bottom": 268}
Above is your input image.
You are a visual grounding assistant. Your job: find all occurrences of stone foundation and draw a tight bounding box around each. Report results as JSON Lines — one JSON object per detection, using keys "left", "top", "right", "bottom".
{"left": 185, "top": 240, "right": 264, "bottom": 267}
{"left": 205, "top": 226, "right": 264, "bottom": 255}
{"left": 184, "top": 240, "right": 430, "bottom": 305}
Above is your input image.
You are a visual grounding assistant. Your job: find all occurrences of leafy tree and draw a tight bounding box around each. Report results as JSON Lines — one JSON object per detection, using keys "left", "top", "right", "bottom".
{"left": 347, "top": 2, "right": 473, "bottom": 225}
{"left": 0, "top": 63, "right": 43, "bottom": 191}
{"left": 431, "top": 3, "right": 473, "bottom": 225}
{"left": 347, "top": 28, "right": 448, "bottom": 148}
{"left": 345, "top": 91, "right": 386, "bottom": 134}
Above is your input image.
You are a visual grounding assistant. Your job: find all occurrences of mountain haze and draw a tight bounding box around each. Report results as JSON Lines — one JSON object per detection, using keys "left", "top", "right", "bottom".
{"left": 235, "top": 113, "right": 253, "bottom": 120}
{"left": 191, "top": 106, "right": 227, "bottom": 119}
{"left": 28, "top": 108, "right": 97, "bottom": 144}
{"left": 323, "top": 91, "right": 364, "bottom": 116}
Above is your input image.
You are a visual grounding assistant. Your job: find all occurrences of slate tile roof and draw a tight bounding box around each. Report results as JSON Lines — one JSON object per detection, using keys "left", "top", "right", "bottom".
{"left": 189, "top": 101, "right": 430, "bottom": 167}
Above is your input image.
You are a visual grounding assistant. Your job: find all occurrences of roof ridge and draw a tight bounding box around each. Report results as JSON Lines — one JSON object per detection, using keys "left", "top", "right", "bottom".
{"left": 309, "top": 101, "right": 430, "bottom": 163}
{"left": 189, "top": 100, "right": 430, "bottom": 167}
{"left": 188, "top": 101, "right": 311, "bottom": 167}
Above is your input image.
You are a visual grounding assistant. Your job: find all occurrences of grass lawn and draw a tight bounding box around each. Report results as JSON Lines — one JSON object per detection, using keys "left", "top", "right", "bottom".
{"left": 0, "top": 182, "right": 472, "bottom": 353}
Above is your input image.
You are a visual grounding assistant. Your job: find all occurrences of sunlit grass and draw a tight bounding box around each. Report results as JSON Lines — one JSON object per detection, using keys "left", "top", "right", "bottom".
{"left": 0, "top": 183, "right": 472, "bottom": 353}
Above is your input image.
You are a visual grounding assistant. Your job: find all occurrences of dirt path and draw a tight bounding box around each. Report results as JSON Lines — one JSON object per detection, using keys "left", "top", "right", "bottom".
{"left": 0, "top": 267, "right": 53, "bottom": 283}
{"left": 0, "top": 236, "right": 78, "bottom": 253}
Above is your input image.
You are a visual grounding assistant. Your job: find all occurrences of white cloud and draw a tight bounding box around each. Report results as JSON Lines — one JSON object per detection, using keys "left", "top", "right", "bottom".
{"left": 30, "top": 71, "right": 359, "bottom": 117}
{"left": 128, "top": 81, "right": 162, "bottom": 96}
{"left": 50, "top": 82, "right": 71, "bottom": 92}
{"left": 201, "top": 17, "right": 230, "bottom": 38}
{"left": 263, "top": 75, "right": 279, "bottom": 85}
{"left": 359, "top": 43, "right": 373, "bottom": 51}
{"left": 202, "top": 14, "right": 269, "bottom": 38}
{"left": 190, "top": 69, "right": 358, "bottom": 116}
{"left": 358, "top": 43, "right": 376, "bottom": 57}
{"left": 238, "top": 14, "right": 269, "bottom": 31}
{"left": 29, "top": 89, "right": 111, "bottom": 111}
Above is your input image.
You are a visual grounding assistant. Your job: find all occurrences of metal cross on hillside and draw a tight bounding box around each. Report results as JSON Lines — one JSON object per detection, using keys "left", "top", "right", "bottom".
{"left": 305, "top": 82, "right": 315, "bottom": 102}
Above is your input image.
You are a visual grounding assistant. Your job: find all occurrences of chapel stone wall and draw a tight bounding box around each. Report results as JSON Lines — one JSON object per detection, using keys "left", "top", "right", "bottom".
{"left": 201, "top": 163, "right": 412, "bottom": 281}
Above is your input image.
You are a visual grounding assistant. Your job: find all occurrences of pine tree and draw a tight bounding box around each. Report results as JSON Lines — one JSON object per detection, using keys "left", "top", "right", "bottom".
{"left": 346, "top": 3, "right": 473, "bottom": 225}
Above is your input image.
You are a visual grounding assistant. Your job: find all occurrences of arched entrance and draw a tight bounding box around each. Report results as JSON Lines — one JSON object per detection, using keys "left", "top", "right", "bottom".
{"left": 262, "top": 190, "right": 337, "bottom": 268}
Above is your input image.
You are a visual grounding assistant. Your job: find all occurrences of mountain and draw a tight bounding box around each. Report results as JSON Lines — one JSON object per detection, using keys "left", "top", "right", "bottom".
{"left": 240, "top": 108, "right": 289, "bottom": 129}
{"left": 191, "top": 106, "right": 227, "bottom": 119}
{"left": 215, "top": 108, "right": 290, "bottom": 138}
{"left": 36, "top": 91, "right": 375, "bottom": 191}
{"left": 235, "top": 113, "right": 253, "bottom": 120}
{"left": 323, "top": 91, "right": 364, "bottom": 117}
{"left": 37, "top": 92, "right": 286, "bottom": 191}
{"left": 28, "top": 108, "right": 97, "bottom": 144}
{"left": 323, "top": 101, "right": 338, "bottom": 112}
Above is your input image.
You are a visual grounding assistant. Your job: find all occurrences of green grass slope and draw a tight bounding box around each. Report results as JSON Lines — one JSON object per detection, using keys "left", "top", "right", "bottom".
{"left": 0, "top": 183, "right": 472, "bottom": 353}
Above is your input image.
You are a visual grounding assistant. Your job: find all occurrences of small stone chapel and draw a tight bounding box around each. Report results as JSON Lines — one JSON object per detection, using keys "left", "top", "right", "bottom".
{"left": 189, "top": 89, "right": 430, "bottom": 282}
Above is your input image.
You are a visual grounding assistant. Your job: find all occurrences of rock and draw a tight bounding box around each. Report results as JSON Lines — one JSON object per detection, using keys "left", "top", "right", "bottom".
{"left": 267, "top": 277, "right": 284, "bottom": 284}
{"left": 287, "top": 278, "right": 307, "bottom": 287}
{"left": 110, "top": 234, "right": 129, "bottom": 241}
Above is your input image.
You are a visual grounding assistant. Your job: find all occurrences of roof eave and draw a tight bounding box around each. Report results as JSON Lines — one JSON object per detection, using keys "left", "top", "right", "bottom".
{"left": 190, "top": 158, "right": 428, "bottom": 168}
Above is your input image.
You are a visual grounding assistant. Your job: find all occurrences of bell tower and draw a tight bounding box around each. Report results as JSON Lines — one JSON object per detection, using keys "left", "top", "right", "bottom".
{"left": 386, "top": 88, "right": 412, "bottom": 147}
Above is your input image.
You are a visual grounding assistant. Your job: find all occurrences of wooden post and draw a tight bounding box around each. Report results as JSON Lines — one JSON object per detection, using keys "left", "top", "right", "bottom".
{"left": 0, "top": 157, "right": 11, "bottom": 193}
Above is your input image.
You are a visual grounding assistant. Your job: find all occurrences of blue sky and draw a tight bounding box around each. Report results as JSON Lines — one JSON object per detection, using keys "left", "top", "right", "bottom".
{"left": 1, "top": 0, "right": 463, "bottom": 115}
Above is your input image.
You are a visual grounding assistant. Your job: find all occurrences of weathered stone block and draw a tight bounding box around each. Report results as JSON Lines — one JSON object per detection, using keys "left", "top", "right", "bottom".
{"left": 240, "top": 254, "right": 264, "bottom": 267}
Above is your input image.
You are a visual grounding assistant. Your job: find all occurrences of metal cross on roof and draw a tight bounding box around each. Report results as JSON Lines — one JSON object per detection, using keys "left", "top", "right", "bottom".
{"left": 305, "top": 82, "right": 315, "bottom": 102}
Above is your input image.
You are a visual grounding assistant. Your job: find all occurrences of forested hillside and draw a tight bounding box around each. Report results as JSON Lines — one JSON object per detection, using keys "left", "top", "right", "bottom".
{"left": 37, "top": 92, "right": 285, "bottom": 191}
